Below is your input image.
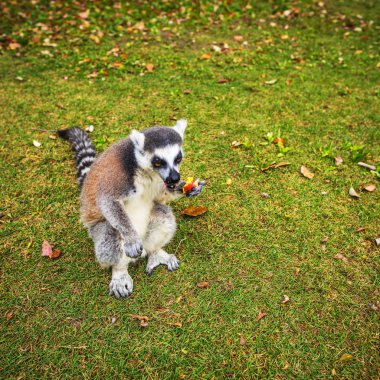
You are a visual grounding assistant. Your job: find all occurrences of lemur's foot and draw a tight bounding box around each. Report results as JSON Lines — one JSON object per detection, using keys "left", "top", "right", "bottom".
{"left": 123, "top": 240, "right": 143, "bottom": 258}
{"left": 109, "top": 273, "right": 133, "bottom": 298}
{"left": 146, "top": 250, "right": 179, "bottom": 276}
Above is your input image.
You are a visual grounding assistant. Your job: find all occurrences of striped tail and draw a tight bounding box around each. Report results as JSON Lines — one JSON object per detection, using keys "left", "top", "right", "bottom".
{"left": 57, "top": 127, "right": 97, "bottom": 187}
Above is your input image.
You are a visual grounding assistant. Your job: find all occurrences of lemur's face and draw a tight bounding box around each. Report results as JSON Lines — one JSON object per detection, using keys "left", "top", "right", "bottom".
{"left": 151, "top": 144, "right": 183, "bottom": 191}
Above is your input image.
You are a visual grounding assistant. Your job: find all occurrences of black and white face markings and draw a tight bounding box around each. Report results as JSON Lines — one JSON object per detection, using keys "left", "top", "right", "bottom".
{"left": 151, "top": 145, "right": 183, "bottom": 189}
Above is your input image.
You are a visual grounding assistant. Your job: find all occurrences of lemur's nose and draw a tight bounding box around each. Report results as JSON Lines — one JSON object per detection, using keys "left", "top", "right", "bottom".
{"left": 165, "top": 170, "right": 180, "bottom": 184}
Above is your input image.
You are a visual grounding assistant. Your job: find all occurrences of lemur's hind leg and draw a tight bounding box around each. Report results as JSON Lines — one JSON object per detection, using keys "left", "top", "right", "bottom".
{"left": 144, "top": 204, "right": 179, "bottom": 275}
{"left": 89, "top": 220, "right": 135, "bottom": 298}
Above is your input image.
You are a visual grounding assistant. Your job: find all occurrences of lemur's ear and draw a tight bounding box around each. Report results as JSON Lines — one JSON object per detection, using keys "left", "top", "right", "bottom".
{"left": 172, "top": 119, "right": 187, "bottom": 138}
{"left": 130, "top": 130, "right": 145, "bottom": 150}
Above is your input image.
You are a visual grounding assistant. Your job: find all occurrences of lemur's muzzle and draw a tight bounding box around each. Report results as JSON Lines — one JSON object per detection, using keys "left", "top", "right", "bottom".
{"left": 164, "top": 169, "right": 180, "bottom": 190}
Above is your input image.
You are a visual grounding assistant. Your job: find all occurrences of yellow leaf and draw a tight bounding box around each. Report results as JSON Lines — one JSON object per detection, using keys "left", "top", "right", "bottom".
{"left": 339, "top": 353, "right": 353, "bottom": 363}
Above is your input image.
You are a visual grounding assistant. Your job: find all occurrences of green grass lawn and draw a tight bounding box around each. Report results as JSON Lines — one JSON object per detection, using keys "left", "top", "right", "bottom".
{"left": 1, "top": 1, "right": 379, "bottom": 378}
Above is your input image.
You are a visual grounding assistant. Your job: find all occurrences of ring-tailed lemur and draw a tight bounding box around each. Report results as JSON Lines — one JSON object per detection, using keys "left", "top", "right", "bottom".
{"left": 58, "top": 120, "right": 204, "bottom": 298}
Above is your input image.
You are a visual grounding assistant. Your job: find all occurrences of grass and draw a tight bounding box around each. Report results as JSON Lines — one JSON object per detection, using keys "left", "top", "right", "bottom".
{"left": 1, "top": 0, "right": 379, "bottom": 378}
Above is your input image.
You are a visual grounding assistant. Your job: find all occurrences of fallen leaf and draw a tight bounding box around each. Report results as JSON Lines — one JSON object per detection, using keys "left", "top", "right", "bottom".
{"left": 261, "top": 162, "right": 290, "bottom": 172}
{"left": 261, "top": 192, "right": 270, "bottom": 198}
{"left": 283, "top": 362, "right": 290, "bottom": 370}
{"left": 300, "top": 165, "right": 314, "bottom": 179}
{"left": 169, "top": 321, "right": 182, "bottom": 328}
{"left": 182, "top": 89, "right": 192, "bottom": 94}
{"left": 335, "top": 156, "right": 343, "bottom": 166}
{"left": 6, "top": 311, "right": 14, "bottom": 322}
{"left": 9, "top": 42, "right": 21, "bottom": 50}
{"left": 197, "top": 281, "right": 209, "bottom": 288}
{"left": 334, "top": 253, "right": 349, "bottom": 262}
{"left": 275, "top": 161, "right": 291, "bottom": 168}
{"left": 145, "top": 63, "right": 154, "bottom": 72}
{"left": 181, "top": 206, "right": 208, "bottom": 217}
{"left": 280, "top": 295, "right": 290, "bottom": 304}
{"left": 87, "top": 71, "right": 99, "bottom": 78}
{"left": 375, "top": 237, "right": 380, "bottom": 246}
{"left": 349, "top": 187, "right": 360, "bottom": 198}
{"left": 355, "top": 226, "right": 368, "bottom": 232}
{"left": 238, "top": 334, "right": 246, "bottom": 345}
{"left": 140, "top": 320, "right": 148, "bottom": 328}
{"left": 41, "top": 50, "right": 53, "bottom": 57}
{"left": 33, "top": 140, "right": 41, "bottom": 147}
{"left": 16, "top": 76, "right": 24, "bottom": 81}
{"left": 339, "top": 353, "right": 353, "bottom": 363}
{"left": 363, "top": 184, "right": 376, "bottom": 192}
{"left": 233, "top": 35, "right": 244, "bottom": 42}
{"left": 273, "top": 137, "right": 285, "bottom": 147}
{"left": 49, "top": 249, "right": 61, "bottom": 259}
{"left": 264, "top": 79, "right": 277, "bottom": 85}
{"left": 212, "top": 45, "right": 221, "bottom": 52}
{"left": 41, "top": 240, "right": 53, "bottom": 257}
{"left": 218, "top": 78, "right": 229, "bottom": 84}
{"left": 256, "top": 311, "right": 267, "bottom": 321}
{"left": 79, "top": 9, "right": 90, "bottom": 19}
{"left": 200, "top": 53, "right": 212, "bottom": 60}
{"left": 128, "top": 314, "right": 150, "bottom": 321}
{"left": 231, "top": 140, "right": 242, "bottom": 148}
{"left": 332, "top": 368, "right": 337, "bottom": 376}
{"left": 321, "top": 237, "right": 329, "bottom": 243}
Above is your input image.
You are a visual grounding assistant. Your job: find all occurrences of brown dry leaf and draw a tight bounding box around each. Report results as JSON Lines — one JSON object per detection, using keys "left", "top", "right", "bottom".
{"left": 140, "top": 320, "right": 149, "bottom": 328}
{"left": 145, "top": 63, "right": 154, "bottom": 72}
{"left": 9, "top": 42, "right": 22, "bottom": 50}
{"left": 197, "top": 281, "right": 209, "bottom": 289}
{"left": 41, "top": 240, "right": 53, "bottom": 257}
{"left": 355, "top": 226, "right": 368, "bottom": 233}
{"left": 300, "top": 165, "right": 314, "bottom": 179}
{"left": 273, "top": 137, "right": 285, "bottom": 147}
{"left": 285, "top": 79, "right": 292, "bottom": 86}
{"left": 363, "top": 184, "right": 376, "bottom": 192}
{"left": 280, "top": 295, "right": 290, "bottom": 304}
{"left": 256, "top": 311, "right": 267, "bottom": 321}
{"left": 238, "top": 334, "right": 246, "bottom": 345}
{"left": 181, "top": 206, "right": 208, "bottom": 217}
{"left": 335, "top": 156, "right": 343, "bottom": 166}
{"left": 201, "top": 53, "right": 212, "bottom": 60}
{"left": 339, "top": 353, "right": 353, "bottom": 363}
{"left": 334, "top": 253, "right": 349, "bottom": 262}
{"left": 87, "top": 71, "right": 99, "bottom": 78}
{"left": 49, "top": 249, "right": 62, "bottom": 259}
{"left": 218, "top": 78, "right": 229, "bottom": 84}
{"left": 233, "top": 35, "right": 244, "bottom": 42}
{"left": 261, "top": 162, "right": 290, "bottom": 172}
{"left": 6, "top": 311, "right": 14, "bottom": 322}
{"left": 274, "top": 161, "right": 291, "bottom": 168}
{"left": 183, "top": 89, "right": 192, "bottom": 94}
{"left": 169, "top": 321, "right": 182, "bottom": 328}
{"left": 261, "top": 162, "right": 276, "bottom": 172}
{"left": 349, "top": 187, "right": 360, "bottom": 198}
{"left": 231, "top": 140, "right": 242, "bottom": 148}
{"left": 79, "top": 9, "right": 90, "bottom": 19}
{"left": 128, "top": 314, "right": 150, "bottom": 322}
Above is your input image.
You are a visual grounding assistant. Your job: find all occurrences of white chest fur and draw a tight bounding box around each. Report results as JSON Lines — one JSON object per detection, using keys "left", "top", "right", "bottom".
{"left": 122, "top": 173, "right": 165, "bottom": 238}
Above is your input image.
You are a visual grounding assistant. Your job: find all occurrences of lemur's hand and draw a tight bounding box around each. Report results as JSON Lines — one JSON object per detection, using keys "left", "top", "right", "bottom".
{"left": 123, "top": 236, "right": 143, "bottom": 258}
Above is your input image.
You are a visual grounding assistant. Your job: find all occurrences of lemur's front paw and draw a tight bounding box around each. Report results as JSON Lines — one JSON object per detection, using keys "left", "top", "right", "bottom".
{"left": 123, "top": 239, "right": 143, "bottom": 258}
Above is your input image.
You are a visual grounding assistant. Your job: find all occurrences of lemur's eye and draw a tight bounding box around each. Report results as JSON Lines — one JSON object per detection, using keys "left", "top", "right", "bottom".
{"left": 175, "top": 153, "right": 182, "bottom": 164}
{"left": 152, "top": 157, "right": 166, "bottom": 168}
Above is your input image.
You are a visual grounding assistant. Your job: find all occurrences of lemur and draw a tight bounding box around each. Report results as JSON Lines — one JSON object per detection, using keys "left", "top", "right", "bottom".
{"left": 58, "top": 120, "right": 204, "bottom": 298}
